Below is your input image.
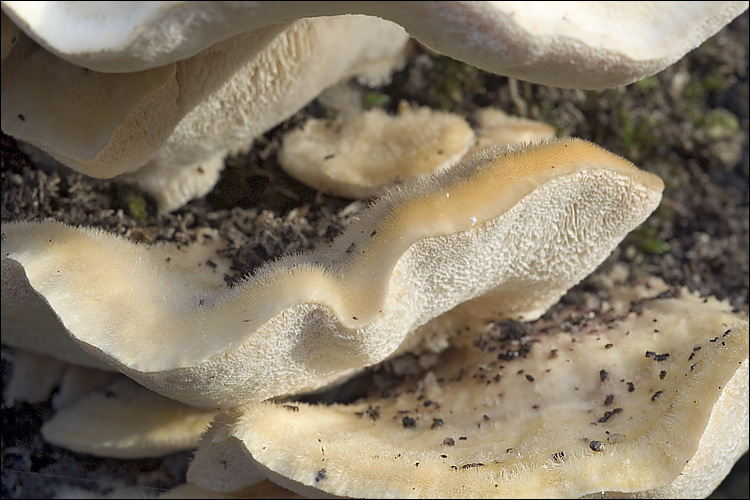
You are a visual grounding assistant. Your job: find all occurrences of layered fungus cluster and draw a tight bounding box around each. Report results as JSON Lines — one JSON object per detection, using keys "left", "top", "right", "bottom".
{"left": 1, "top": 2, "right": 748, "bottom": 498}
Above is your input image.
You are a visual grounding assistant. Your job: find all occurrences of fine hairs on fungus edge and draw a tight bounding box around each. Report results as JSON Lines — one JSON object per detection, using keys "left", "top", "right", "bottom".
{"left": 1, "top": 138, "right": 663, "bottom": 409}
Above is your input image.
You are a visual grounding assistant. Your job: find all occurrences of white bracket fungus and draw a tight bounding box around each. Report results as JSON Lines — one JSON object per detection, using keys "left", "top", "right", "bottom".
{"left": 2, "top": 2, "right": 747, "bottom": 89}
{"left": 217, "top": 284, "right": 749, "bottom": 498}
{"left": 1, "top": 139, "right": 663, "bottom": 408}
{"left": 1, "top": 2, "right": 746, "bottom": 212}
{"left": 278, "top": 104, "right": 556, "bottom": 199}
{"left": 0, "top": 14, "right": 410, "bottom": 211}
{"left": 41, "top": 377, "right": 217, "bottom": 459}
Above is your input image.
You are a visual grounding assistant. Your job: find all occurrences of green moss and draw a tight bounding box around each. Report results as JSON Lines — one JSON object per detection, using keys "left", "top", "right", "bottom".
{"left": 427, "top": 56, "right": 483, "bottom": 110}
{"left": 616, "top": 107, "right": 658, "bottom": 159}
{"left": 694, "top": 108, "right": 740, "bottom": 143}
{"left": 361, "top": 91, "right": 390, "bottom": 110}
{"left": 633, "top": 227, "right": 671, "bottom": 255}
{"left": 125, "top": 193, "right": 149, "bottom": 223}
{"left": 632, "top": 76, "right": 659, "bottom": 93}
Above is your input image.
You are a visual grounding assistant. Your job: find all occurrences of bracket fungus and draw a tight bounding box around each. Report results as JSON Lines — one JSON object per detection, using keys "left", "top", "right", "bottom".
{"left": 2, "top": 138, "right": 663, "bottom": 408}
{"left": 278, "top": 104, "right": 556, "bottom": 199}
{"left": 210, "top": 282, "right": 749, "bottom": 498}
{"left": 1, "top": 2, "right": 747, "bottom": 211}
{"left": 1, "top": 3, "right": 748, "bottom": 498}
{"left": 2, "top": 1, "right": 747, "bottom": 88}
{"left": 1, "top": 12, "right": 410, "bottom": 210}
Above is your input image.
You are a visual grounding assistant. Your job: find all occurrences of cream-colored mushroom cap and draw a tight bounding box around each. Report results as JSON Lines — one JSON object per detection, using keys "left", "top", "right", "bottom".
{"left": 0, "top": 15, "right": 409, "bottom": 210}
{"left": 226, "top": 286, "right": 749, "bottom": 498}
{"left": 2, "top": 2, "right": 747, "bottom": 89}
{"left": 41, "top": 377, "right": 217, "bottom": 459}
{"left": 278, "top": 104, "right": 475, "bottom": 198}
{"left": 1, "top": 139, "right": 663, "bottom": 408}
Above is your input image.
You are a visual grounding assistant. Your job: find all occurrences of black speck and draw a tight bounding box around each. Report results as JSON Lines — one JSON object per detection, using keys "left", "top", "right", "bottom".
{"left": 282, "top": 405, "right": 299, "bottom": 412}
{"left": 599, "top": 369, "right": 608, "bottom": 382}
{"left": 525, "top": 374, "right": 535, "bottom": 382}
{"left": 352, "top": 316, "right": 358, "bottom": 320}
{"left": 551, "top": 451, "right": 566, "bottom": 463}
{"left": 324, "top": 154, "right": 335, "bottom": 160}
{"left": 459, "top": 436, "right": 467, "bottom": 441}
{"left": 443, "top": 438, "right": 455, "bottom": 446}
{"left": 645, "top": 351, "right": 656, "bottom": 358}
{"left": 346, "top": 242, "right": 356, "bottom": 254}
{"left": 604, "top": 343, "right": 614, "bottom": 349}
{"left": 651, "top": 390, "right": 664, "bottom": 401}
{"left": 654, "top": 353, "right": 669, "bottom": 362}
{"left": 604, "top": 394, "right": 614, "bottom": 406}
{"left": 598, "top": 408, "right": 623, "bottom": 423}
{"left": 688, "top": 352, "right": 696, "bottom": 361}
{"left": 431, "top": 418, "right": 443, "bottom": 429}
{"left": 589, "top": 440, "right": 606, "bottom": 452}
{"left": 440, "top": 454, "right": 448, "bottom": 458}
{"left": 626, "top": 382, "right": 635, "bottom": 392}
{"left": 659, "top": 370, "right": 667, "bottom": 379}
{"left": 17, "top": 113, "right": 25, "bottom": 121}
{"left": 315, "top": 469, "right": 327, "bottom": 482}
{"left": 402, "top": 416, "right": 416, "bottom": 428}
{"left": 462, "top": 462, "right": 484, "bottom": 469}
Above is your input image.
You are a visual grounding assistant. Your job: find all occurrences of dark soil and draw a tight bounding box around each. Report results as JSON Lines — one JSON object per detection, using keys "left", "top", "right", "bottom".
{"left": 2, "top": 12, "right": 748, "bottom": 499}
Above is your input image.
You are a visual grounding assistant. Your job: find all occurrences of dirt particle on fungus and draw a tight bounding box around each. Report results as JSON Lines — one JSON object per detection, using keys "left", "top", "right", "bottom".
{"left": 402, "top": 416, "right": 416, "bottom": 428}
{"left": 17, "top": 113, "right": 25, "bottom": 121}
{"left": 443, "top": 438, "right": 455, "bottom": 446}
{"left": 598, "top": 408, "right": 623, "bottom": 423}
{"left": 354, "top": 405, "right": 380, "bottom": 421}
{"left": 660, "top": 370, "right": 667, "bottom": 379}
{"left": 525, "top": 374, "right": 535, "bottom": 382}
{"left": 604, "top": 343, "right": 614, "bottom": 349}
{"left": 431, "top": 418, "right": 444, "bottom": 429}
{"left": 651, "top": 390, "right": 664, "bottom": 401}
{"left": 315, "top": 469, "right": 327, "bottom": 482}
{"left": 626, "top": 382, "right": 635, "bottom": 392}
{"left": 599, "top": 369, "right": 609, "bottom": 381}
{"left": 589, "top": 440, "right": 606, "bottom": 452}
{"left": 604, "top": 394, "right": 614, "bottom": 406}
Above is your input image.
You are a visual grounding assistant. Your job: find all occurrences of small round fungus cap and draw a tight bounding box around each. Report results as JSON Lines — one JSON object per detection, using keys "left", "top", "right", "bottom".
{"left": 278, "top": 104, "right": 476, "bottom": 198}
{"left": 41, "top": 378, "right": 216, "bottom": 459}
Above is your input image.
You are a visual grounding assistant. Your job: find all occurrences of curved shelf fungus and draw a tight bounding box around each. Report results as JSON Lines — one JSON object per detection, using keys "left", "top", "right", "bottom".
{"left": 204, "top": 283, "right": 749, "bottom": 499}
{"left": 1, "top": 2, "right": 746, "bottom": 212}
{"left": 2, "top": 2, "right": 747, "bottom": 89}
{"left": 1, "top": 138, "right": 663, "bottom": 409}
{"left": 0, "top": 12, "right": 410, "bottom": 211}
